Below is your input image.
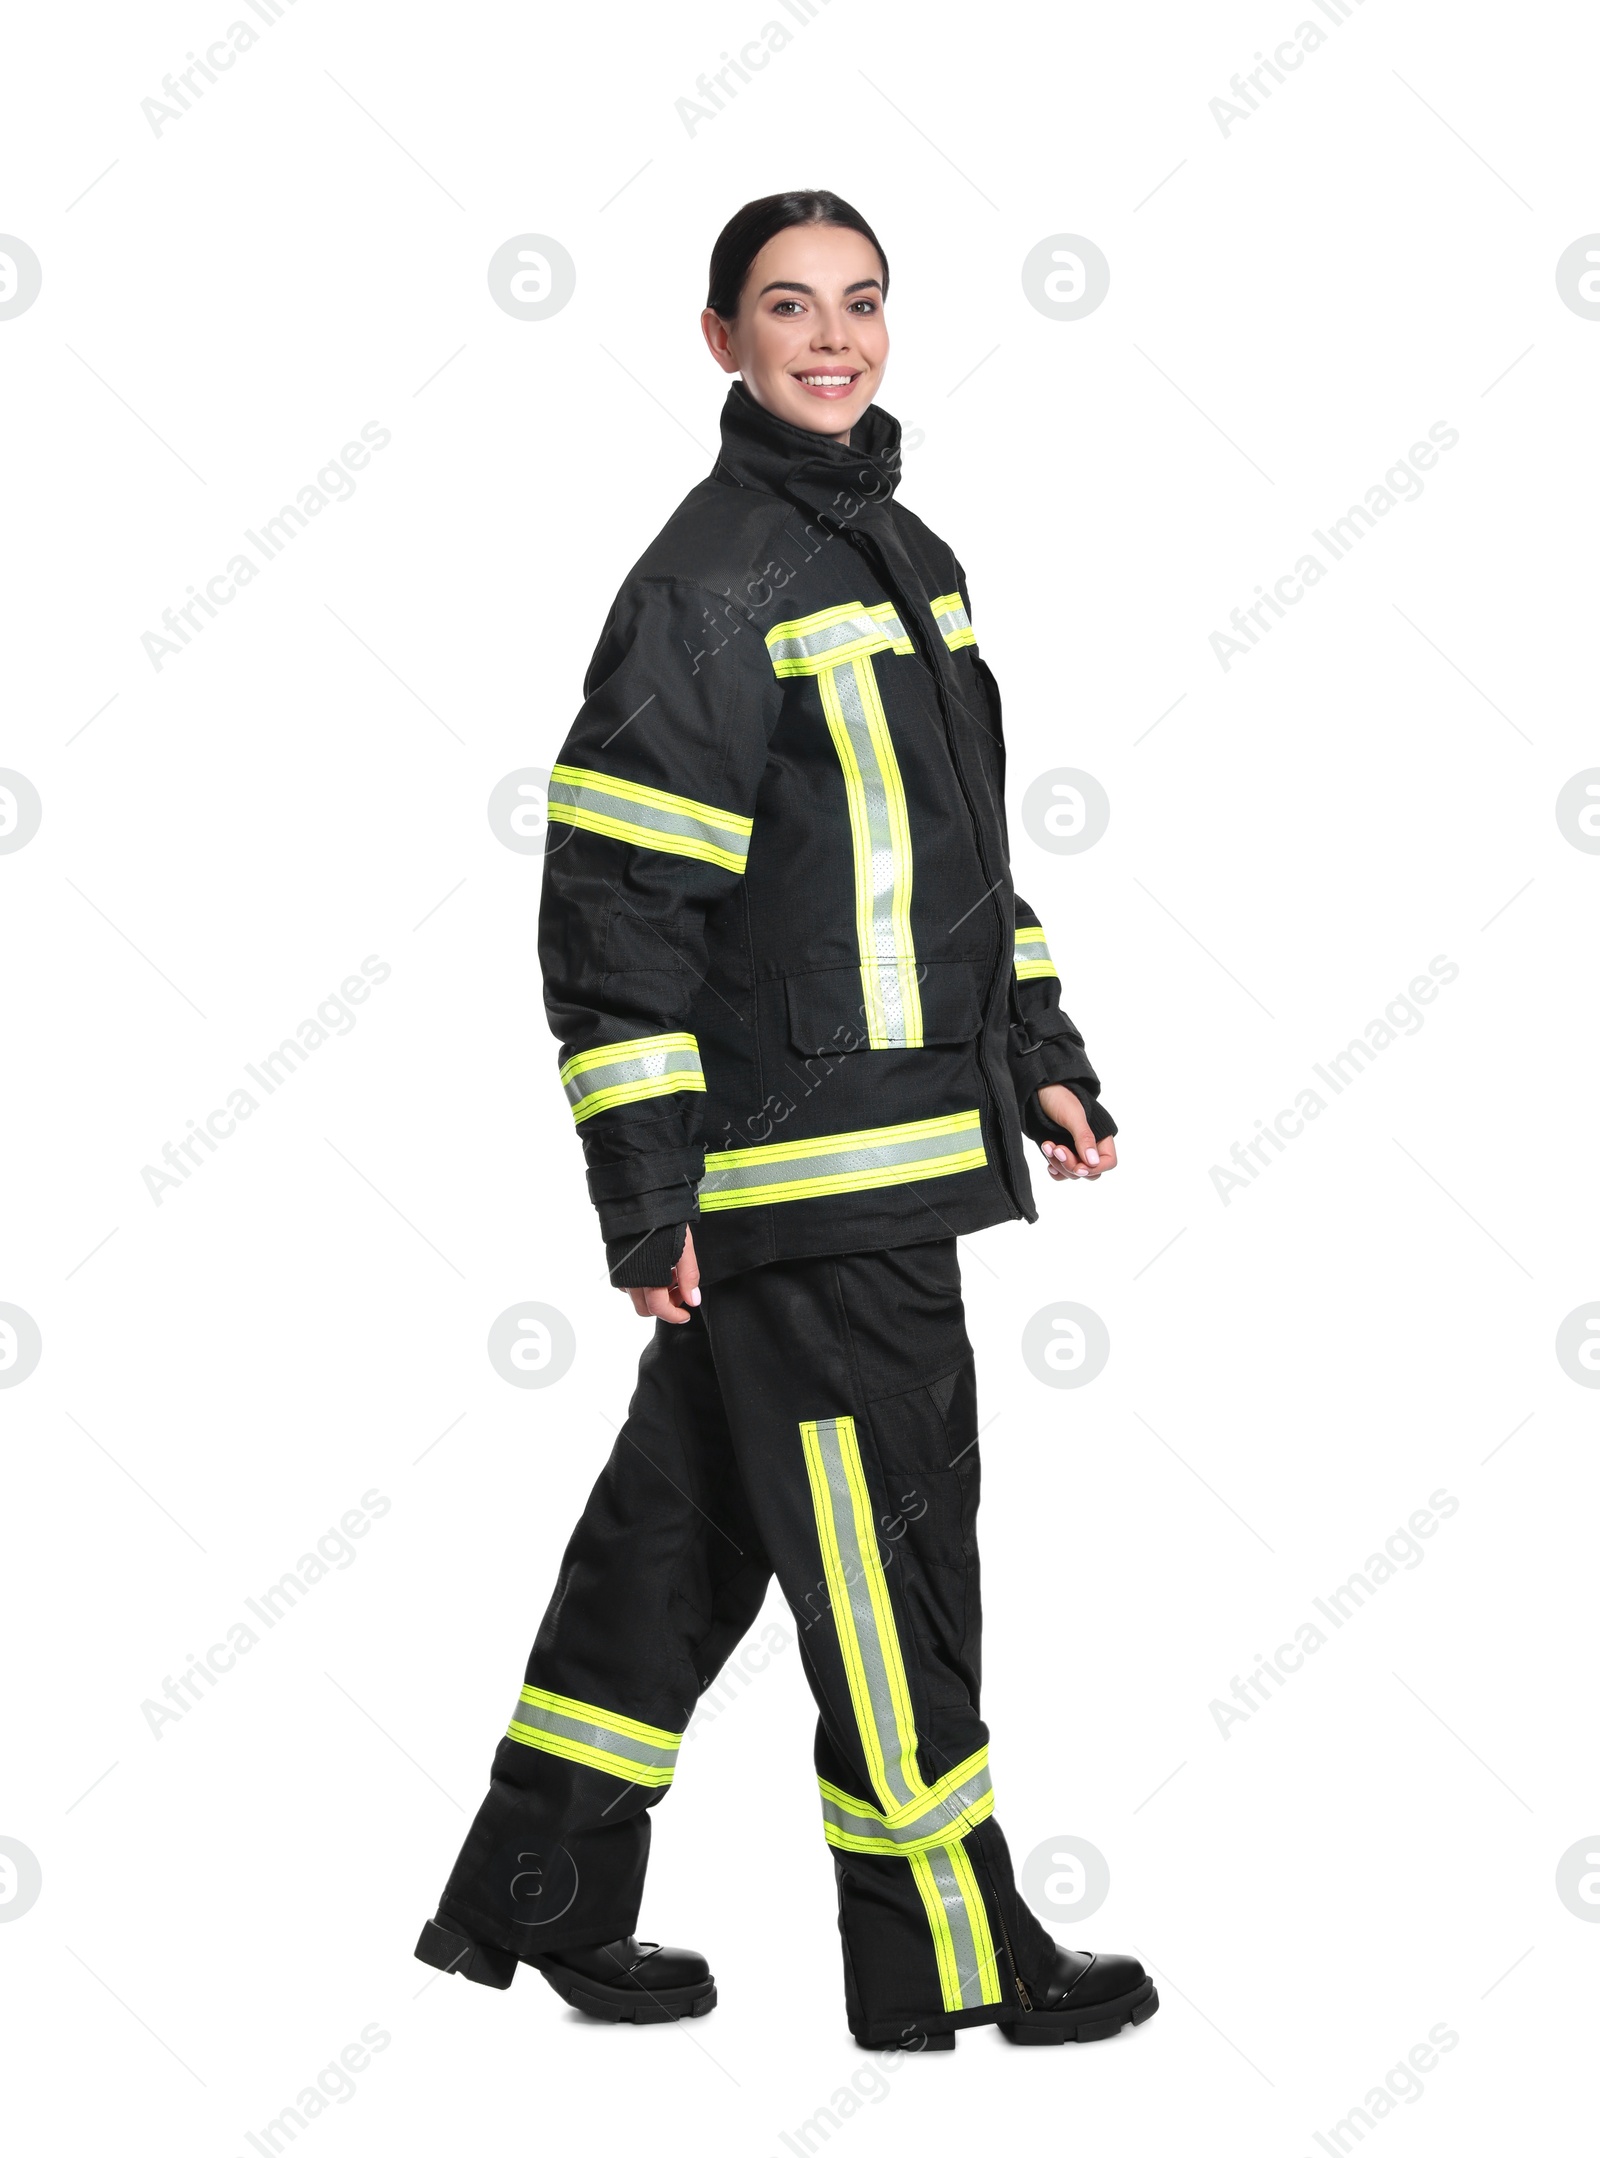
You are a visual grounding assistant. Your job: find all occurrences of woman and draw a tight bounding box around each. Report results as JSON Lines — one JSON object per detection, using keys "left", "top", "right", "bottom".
{"left": 416, "top": 191, "right": 1157, "bottom": 2053}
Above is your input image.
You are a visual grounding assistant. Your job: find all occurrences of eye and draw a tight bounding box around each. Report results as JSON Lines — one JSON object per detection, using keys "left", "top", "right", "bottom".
{"left": 848, "top": 298, "right": 878, "bottom": 314}
{"left": 771, "top": 298, "right": 804, "bottom": 316}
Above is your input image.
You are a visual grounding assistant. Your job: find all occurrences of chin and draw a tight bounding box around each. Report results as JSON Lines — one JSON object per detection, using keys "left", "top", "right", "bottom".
{"left": 781, "top": 391, "right": 872, "bottom": 433}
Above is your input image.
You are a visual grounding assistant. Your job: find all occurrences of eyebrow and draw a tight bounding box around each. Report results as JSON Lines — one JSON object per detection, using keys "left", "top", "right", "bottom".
{"left": 754, "top": 278, "right": 883, "bottom": 298}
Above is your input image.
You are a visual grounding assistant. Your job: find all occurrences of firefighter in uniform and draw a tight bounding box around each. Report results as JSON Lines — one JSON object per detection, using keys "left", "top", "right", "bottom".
{"left": 416, "top": 192, "right": 1159, "bottom": 2052}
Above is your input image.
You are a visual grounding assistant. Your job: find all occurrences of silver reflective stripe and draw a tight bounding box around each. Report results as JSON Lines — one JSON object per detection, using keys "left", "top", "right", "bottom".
{"left": 802, "top": 1415, "right": 922, "bottom": 1812}
{"left": 698, "top": 1112, "right": 984, "bottom": 1207}
{"left": 1014, "top": 927, "right": 1058, "bottom": 980}
{"left": 923, "top": 1845, "right": 993, "bottom": 2008}
{"left": 820, "top": 658, "right": 919, "bottom": 1046}
{"left": 547, "top": 776, "right": 746, "bottom": 861}
{"left": 507, "top": 1690, "right": 680, "bottom": 1779}
{"left": 561, "top": 1035, "right": 704, "bottom": 1120}
{"left": 931, "top": 595, "right": 976, "bottom": 649}
{"left": 767, "top": 604, "right": 909, "bottom": 674}
{"left": 820, "top": 1754, "right": 993, "bottom": 1849}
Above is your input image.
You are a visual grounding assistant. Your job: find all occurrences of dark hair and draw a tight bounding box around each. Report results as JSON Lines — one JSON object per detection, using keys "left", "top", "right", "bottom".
{"left": 706, "top": 190, "right": 889, "bottom": 320}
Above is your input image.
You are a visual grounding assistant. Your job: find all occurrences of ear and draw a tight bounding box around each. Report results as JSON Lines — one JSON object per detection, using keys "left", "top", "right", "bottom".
{"left": 700, "top": 307, "right": 740, "bottom": 375}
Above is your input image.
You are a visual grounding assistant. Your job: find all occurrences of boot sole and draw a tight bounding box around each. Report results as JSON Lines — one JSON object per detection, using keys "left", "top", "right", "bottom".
{"left": 531, "top": 1956, "right": 717, "bottom": 2024}
{"left": 997, "top": 1978, "right": 1160, "bottom": 2045}
{"left": 414, "top": 1917, "right": 517, "bottom": 1990}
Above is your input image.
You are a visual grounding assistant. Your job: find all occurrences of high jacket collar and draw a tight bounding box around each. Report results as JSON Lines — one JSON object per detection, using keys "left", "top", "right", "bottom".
{"left": 711, "top": 378, "right": 903, "bottom": 527}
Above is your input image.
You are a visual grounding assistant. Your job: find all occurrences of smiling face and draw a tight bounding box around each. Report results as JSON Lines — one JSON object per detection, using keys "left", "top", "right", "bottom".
{"left": 701, "top": 221, "right": 888, "bottom": 445}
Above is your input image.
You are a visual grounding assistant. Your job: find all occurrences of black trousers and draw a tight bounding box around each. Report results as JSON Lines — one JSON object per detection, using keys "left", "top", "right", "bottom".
{"left": 434, "top": 1238, "right": 1058, "bottom": 2043}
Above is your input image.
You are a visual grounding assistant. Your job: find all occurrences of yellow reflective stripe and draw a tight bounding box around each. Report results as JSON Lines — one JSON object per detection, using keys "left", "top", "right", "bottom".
{"left": 505, "top": 1725, "right": 678, "bottom": 1785}
{"left": 1014, "top": 925, "right": 1059, "bottom": 982}
{"left": 820, "top": 1800, "right": 995, "bottom": 1857}
{"left": 506, "top": 1684, "right": 681, "bottom": 1786}
{"left": 559, "top": 1032, "right": 705, "bottom": 1124}
{"left": 818, "top": 656, "right": 922, "bottom": 1047}
{"left": 818, "top": 1751, "right": 996, "bottom": 1855}
{"left": 930, "top": 593, "right": 976, "bottom": 651}
{"left": 842, "top": 1420, "right": 923, "bottom": 1805}
{"left": 768, "top": 603, "right": 924, "bottom": 1028}
{"left": 800, "top": 1411, "right": 1002, "bottom": 2007}
{"left": 766, "top": 599, "right": 914, "bottom": 677}
{"left": 945, "top": 1838, "right": 1004, "bottom": 2005}
{"left": 546, "top": 763, "right": 753, "bottom": 874}
{"left": 697, "top": 1110, "right": 985, "bottom": 1211}
{"left": 821, "top": 1805, "right": 994, "bottom": 1857}
{"left": 821, "top": 1745, "right": 989, "bottom": 1830}
{"left": 800, "top": 1415, "right": 925, "bottom": 1812}
{"left": 513, "top": 1684, "right": 681, "bottom": 1750}
{"left": 910, "top": 1849, "right": 964, "bottom": 2009}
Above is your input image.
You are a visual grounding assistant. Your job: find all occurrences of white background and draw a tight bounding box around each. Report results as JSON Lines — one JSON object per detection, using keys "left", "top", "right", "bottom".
{"left": 3, "top": 1, "right": 1596, "bottom": 2151}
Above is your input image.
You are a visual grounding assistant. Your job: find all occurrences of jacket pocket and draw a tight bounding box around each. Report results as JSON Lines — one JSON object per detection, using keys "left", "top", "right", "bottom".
{"left": 785, "top": 962, "right": 983, "bottom": 1056}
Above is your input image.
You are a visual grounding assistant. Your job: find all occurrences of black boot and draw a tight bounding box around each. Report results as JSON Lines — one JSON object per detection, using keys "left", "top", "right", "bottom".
{"left": 414, "top": 1911, "right": 716, "bottom": 2023}
{"left": 529, "top": 1936, "right": 717, "bottom": 2023}
{"left": 997, "top": 1945, "right": 1159, "bottom": 2045}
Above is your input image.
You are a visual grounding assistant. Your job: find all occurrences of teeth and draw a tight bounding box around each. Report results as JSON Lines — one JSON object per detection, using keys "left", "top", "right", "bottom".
{"left": 799, "top": 374, "right": 855, "bottom": 385}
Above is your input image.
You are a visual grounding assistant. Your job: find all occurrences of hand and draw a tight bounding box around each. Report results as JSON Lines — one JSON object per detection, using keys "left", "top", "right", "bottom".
{"left": 622, "top": 1225, "right": 702, "bottom": 1323}
{"left": 1035, "top": 1084, "right": 1118, "bottom": 1182}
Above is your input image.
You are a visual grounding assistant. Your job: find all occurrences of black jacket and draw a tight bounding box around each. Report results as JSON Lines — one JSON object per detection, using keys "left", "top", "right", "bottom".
{"left": 539, "top": 381, "right": 1115, "bottom": 1288}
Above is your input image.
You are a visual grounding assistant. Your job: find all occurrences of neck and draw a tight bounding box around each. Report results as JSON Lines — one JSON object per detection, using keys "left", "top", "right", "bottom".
{"left": 711, "top": 379, "right": 903, "bottom": 524}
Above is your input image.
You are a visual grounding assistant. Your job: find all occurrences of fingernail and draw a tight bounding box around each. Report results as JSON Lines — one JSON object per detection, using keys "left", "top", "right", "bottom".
{"left": 688, "top": 1287, "right": 701, "bottom": 1305}
{"left": 1087, "top": 1149, "right": 1100, "bottom": 1164}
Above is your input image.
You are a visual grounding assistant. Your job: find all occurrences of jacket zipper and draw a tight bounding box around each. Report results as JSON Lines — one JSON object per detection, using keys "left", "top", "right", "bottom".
{"left": 842, "top": 526, "right": 1027, "bottom": 1217}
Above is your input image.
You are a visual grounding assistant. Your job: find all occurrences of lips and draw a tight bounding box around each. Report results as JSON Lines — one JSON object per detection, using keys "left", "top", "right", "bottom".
{"left": 793, "top": 370, "right": 862, "bottom": 400}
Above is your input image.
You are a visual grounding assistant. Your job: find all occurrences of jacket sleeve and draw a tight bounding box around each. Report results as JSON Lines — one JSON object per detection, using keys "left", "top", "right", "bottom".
{"left": 1007, "top": 889, "right": 1119, "bottom": 1146}
{"left": 538, "top": 574, "right": 778, "bottom": 1264}
{"left": 951, "top": 559, "right": 1118, "bottom": 1149}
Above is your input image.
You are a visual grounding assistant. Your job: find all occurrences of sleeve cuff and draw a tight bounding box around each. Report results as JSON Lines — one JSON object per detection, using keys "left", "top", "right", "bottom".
{"left": 605, "top": 1219, "right": 688, "bottom": 1287}
{"left": 1021, "top": 1081, "right": 1119, "bottom": 1147}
